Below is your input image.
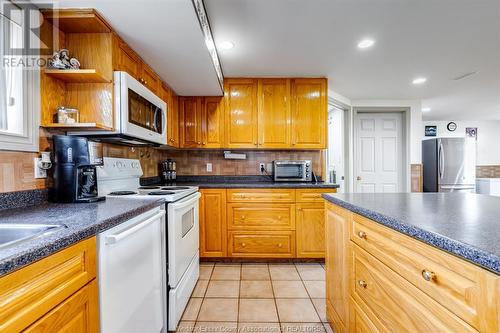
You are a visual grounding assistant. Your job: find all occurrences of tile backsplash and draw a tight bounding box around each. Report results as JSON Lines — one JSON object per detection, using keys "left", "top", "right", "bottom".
{"left": 163, "top": 150, "right": 326, "bottom": 178}
{"left": 476, "top": 165, "right": 500, "bottom": 178}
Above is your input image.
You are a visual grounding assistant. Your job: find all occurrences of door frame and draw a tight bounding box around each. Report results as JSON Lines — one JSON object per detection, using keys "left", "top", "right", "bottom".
{"left": 352, "top": 107, "right": 410, "bottom": 192}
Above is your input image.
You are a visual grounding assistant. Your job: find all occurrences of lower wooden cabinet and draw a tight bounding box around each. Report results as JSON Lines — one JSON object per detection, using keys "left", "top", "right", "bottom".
{"left": 24, "top": 280, "right": 99, "bottom": 333}
{"left": 199, "top": 189, "right": 227, "bottom": 257}
{"left": 296, "top": 203, "right": 325, "bottom": 258}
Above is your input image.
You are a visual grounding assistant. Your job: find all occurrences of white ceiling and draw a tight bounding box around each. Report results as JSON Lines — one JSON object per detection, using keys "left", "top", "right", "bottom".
{"left": 204, "top": 0, "right": 500, "bottom": 120}
{"left": 52, "top": 0, "right": 223, "bottom": 96}
{"left": 50, "top": 0, "right": 500, "bottom": 120}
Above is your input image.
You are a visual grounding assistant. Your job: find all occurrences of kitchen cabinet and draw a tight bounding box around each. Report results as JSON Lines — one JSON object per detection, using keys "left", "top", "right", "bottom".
{"left": 179, "top": 97, "right": 203, "bottom": 148}
{"left": 0, "top": 237, "right": 97, "bottom": 332}
{"left": 161, "top": 82, "right": 179, "bottom": 147}
{"left": 291, "top": 78, "right": 327, "bottom": 149}
{"left": 257, "top": 79, "right": 291, "bottom": 148}
{"left": 224, "top": 79, "right": 259, "bottom": 148}
{"left": 200, "top": 189, "right": 227, "bottom": 257}
{"left": 139, "top": 63, "right": 161, "bottom": 95}
{"left": 296, "top": 203, "right": 325, "bottom": 258}
{"left": 228, "top": 231, "right": 295, "bottom": 258}
{"left": 203, "top": 97, "right": 225, "bottom": 148}
{"left": 115, "top": 37, "right": 141, "bottom": 79}
{"left": 325, "top": 202, "right": 500, "bottom": 333}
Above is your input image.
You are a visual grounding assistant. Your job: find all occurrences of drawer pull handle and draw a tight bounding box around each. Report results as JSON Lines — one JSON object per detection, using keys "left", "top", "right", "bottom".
{"left": 241, "top": 215, "right": 246, "bottom": 220}
{"left": 277, "top": 243, "right": 283, "bottom": 248}
{"left": 421, "top": 270, "right": 436, "bottom": 282}
{"left": 357, "top": 231, "right": 367, "bottom": 239}
{"left": 358, "top": 280, "right": 367, "bottom": 288}
{"left": 242, "top": 243, "right": 246, "bottom": 247}
{"left": 278, "top": 216, "right": 282, "bottom": 220}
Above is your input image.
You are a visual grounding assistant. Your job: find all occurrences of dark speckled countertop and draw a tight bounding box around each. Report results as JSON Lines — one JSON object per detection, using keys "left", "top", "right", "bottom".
{"left": 0, "top": 197, "right": 164, "bottom": 277}
{"left": 323, "top": 193, "right": 500, "bottom": 275}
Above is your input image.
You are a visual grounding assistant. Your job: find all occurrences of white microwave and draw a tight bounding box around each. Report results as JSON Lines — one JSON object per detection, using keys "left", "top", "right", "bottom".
{"left": 71, "top": 71, "right": 167, "bottom": 146}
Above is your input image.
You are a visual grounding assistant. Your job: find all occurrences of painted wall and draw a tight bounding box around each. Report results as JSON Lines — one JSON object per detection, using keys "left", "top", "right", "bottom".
{"left": 422, "top": 120, "right": 500, "bottom": 165}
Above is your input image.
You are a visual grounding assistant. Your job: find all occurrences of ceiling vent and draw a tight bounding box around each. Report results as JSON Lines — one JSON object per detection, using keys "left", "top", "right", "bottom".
{"left": 452, "top": 71, "right": 478, "bottom": 81}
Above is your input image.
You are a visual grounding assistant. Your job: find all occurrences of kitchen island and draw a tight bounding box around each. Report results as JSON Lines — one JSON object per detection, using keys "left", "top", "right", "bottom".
{"left": 323, "top": 193, "right": 500, "bottom": 333}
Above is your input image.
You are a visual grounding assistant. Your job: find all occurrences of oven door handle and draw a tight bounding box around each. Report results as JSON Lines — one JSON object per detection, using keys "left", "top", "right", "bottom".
{"left": 105, "top": 211, "right": 165, "bottom": 245}
{"left": 169, "top": 192, "right": 201, "bottom": 210}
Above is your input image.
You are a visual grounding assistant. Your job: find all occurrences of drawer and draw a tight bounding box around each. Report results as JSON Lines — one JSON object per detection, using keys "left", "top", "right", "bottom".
{"left": 227, "top": 203, "right": 295, "bottom": 230}
{"left": 296, "top": 189, "right": 336, "bottom": 202}
{"left": 0, "top": 237, "right": 96, "bottom": 333}
{"left": 227, "top": 189, "right": 295, "bottom": 203}
{"left": 351, "top": 214, "right": 495, "bottom": 331}
{"left": 351, "top": 245, "right": 477, "bottom": 333}
{"left": 228, "top": 231, "right": 295, "bottom": 258}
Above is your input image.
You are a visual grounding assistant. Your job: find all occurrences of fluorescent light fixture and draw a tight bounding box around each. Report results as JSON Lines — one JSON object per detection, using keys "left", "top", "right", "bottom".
{"left": 422, "top": 107, "right": 431, "bottom": 112}
{"left": 357, "top": 38, "right": 375, "bottom": 49}
{"left": 412, "top": 77, "right": 427, "bottom": 85}
{"left": 219, "top": 41, "right": 234, "bottom": 50}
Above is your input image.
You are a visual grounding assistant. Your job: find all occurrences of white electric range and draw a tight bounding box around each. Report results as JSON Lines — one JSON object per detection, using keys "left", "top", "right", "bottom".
{"left": 97, "top": 157, "right": 200, "bottom": 332}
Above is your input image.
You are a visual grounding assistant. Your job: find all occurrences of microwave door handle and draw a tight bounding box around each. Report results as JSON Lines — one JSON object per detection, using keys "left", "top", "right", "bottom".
{"left": 152, "top": 107, "right": 159, "bottom": 132}
{"left": 105, "top": 211, "right": 165, "bottom": 245}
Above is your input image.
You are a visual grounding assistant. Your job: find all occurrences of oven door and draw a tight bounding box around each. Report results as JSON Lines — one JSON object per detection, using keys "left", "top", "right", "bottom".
{"left": 167, "top": 192, "right": 201, "bottom": 287}
{"left": 115, "top": 71, "right": 167, "bottom": 145}
{"left": 274, "top": 162, "right": 307, "bottom": 181}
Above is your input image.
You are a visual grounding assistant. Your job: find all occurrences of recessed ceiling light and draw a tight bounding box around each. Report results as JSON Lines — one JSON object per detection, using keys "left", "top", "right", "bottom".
{"left": 412, "top": 77, "right": 427, "bottom": 85}
{"left": 218, "top": 41, "right": 234, "bottom": 50}
{"left": 357, "top": 38, "right": 375, "bottom": 49}
{"left": 422, "top": 107, "right": 431, "bottom": 112}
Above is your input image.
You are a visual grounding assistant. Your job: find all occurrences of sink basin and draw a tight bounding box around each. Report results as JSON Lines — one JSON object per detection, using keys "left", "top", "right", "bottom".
{"left": 0, "top": 224, "right": 65, "bottom": 249}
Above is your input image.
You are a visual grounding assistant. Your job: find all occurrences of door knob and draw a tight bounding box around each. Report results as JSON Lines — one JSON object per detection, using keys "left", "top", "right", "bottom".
{"left": 357, "top": 176, "right": 362, "bottom": 181}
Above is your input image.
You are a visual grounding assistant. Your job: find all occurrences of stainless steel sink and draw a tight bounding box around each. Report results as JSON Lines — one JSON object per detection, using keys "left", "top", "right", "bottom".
{"left": 0, "top": 224, "right": 65, "bottom": 249}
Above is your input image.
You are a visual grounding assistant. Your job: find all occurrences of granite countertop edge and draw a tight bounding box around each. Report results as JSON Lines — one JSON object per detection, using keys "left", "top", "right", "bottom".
{"left": 0, "top": 199, "right": 164, "bottom": 277}
{"left": 173, "top": 182, "right": 340, "bottom": 189}
{"left": 322, "top": 194, "right": 500, "bottom": 275}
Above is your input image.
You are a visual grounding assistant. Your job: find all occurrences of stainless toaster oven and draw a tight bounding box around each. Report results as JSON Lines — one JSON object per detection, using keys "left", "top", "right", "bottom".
{"left": 273, "top": 160, "right": 312, "bottom": 182}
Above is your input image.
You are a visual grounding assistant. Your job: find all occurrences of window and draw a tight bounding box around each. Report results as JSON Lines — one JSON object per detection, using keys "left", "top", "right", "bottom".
{"left": 0, "top": 2, "right": 40, "bottom": 152}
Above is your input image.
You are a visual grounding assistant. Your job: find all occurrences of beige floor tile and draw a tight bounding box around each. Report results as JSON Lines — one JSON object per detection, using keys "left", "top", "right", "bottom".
{"left": 269, "top": 264, "right": 300, "bottom": 280}
{"left": 240, "top": 280, "right": 274, "bottom": 298}
{"left": 242, "top": 265, "right": 270, "bottom": 280}
{"left": 200, "top": 262, "right": 215, "bottom": 268}
{"left": 200, "top": 265, "right": 214, "bottom": 280}
{"left": 206, "top": 280, "right": 240, "bottom": 298}
{"left": 275, "top": 299, "right": 321, "bottom": 323}
{"left": 272, "top": 280, "right": 309, "bottom": 298}
{"left": 198, "top": 298, "right": 239, "bottom": 322}
{"left": 212, "top": 265, "right": 241, "bottom": 280}
{"left": 239, "top": 299, "right": 279, "bottom": 322}
{"left": 192, "top": 279, "right": 209, "bottom": 297}
{"left": 181, "top": 298, "right": 203, "bottom": 321}
{"left": 295, "top": 264, "right": 325, "bottom": 281}
{"left": 176, "top": 321, "right": 195, "bottom": 333}
{"left": 194, "top": 322, "right": 238, "bottom": 333}
{"left": 311, "top": 299, "right": 327, "bottom": 323}
{"left": 239, "top": 322, "right": 281, "bottom": 333}
{"left": 281, "top": 323, "right": 325, "bottom": 333}
{"left": 303, "top": 280, "right": 326, "bottom": 298}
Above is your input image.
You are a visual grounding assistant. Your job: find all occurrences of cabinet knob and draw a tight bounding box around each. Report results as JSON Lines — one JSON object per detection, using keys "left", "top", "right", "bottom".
{"left": 357, "top": 176, "right": 362, "bottom": 181}
{"left": 202, "top": 142, "right": 206, "bottom": 145}
{"left": 241, "top": 215, "right": 246, "bottom": 220}
{"left": 254, "top": 142, "right": 258, "bottom": 145}
{"left": 421, "top": 270, "right": 436, "bottom": 282}
{"left": 357, "top": 231, "right": 367, "bottom": 239}
{"left": 358, "top": 280, "right": 367, "bottom": 288}
{"left": 169, "top": 138, "right": 174, "bottom": 142}
{"left": 197, "top": 141, "right": 201, "bottom": 145}
{"left": 277, "top": 243, "right": 283, "bottom": 248}
{"left": 242, "top": 243, "right": 246, "bottom": 247}
{"left": 278, "top": 216, "right": 282, "bottom": 220}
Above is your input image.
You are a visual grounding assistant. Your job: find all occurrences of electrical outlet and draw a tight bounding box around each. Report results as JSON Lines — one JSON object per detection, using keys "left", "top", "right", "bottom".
{"left": 33, "top": 158, "right": 47, "bottom": 179}
{"left": 206, "top": 163, "right": 213, "bottom": 172}
{"left": 259, "top": 163, "right": 265, "bottom": 173}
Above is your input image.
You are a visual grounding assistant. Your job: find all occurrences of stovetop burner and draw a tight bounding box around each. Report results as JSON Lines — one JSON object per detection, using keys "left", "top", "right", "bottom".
{"left": 108, "top": 191, "right": 137, "bottom": 196}
{"left": 148, "top": 191, "right": 176, "bottom": 196}
{"left": 139, "top": 186, "right": 161, "bottom": 190}
{"left": 160, "top": 186, "right": 191, "bottom": 190}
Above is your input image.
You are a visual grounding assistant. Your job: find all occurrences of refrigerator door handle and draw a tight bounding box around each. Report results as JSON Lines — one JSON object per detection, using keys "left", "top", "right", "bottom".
{"left": 438, "top": 141, "right": 445, "bottom": 179}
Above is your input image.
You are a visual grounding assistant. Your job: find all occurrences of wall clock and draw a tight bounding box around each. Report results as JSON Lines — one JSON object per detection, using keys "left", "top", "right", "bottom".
{"left": 447, "top": 122, "right": 457, "bottom": 132}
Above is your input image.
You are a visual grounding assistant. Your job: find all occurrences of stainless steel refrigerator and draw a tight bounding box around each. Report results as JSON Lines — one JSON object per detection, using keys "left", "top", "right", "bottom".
{"left": 422, "top": 138, "right": 476, "bottom": 192}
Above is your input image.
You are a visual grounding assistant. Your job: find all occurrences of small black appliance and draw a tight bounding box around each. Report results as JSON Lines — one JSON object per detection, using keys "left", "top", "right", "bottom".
{"left": 51, "top": 135, "right": 105, "bottom": 203}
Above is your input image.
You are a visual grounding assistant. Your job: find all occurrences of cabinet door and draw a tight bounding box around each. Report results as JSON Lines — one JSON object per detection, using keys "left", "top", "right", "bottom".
{"left": 296, "top": 203, "right": 325, "bottom": 258}
{"left": 23, "top": 280, "right": 99, "bottom": 333}
{"left": 140, "top": 63, "right": 161, "bottom": 95}
{"left": 291, "top": 78, "right": 327, "bottom": 149}
{"left": 258, "top": 79, "right": 291, "bottom": 148}
{"left": 200, "top": 189, "right": 227, "bottom": 257}
{"left": 202, "top": 97, "right": 224, "bottom": 148}
{"left": 325, "top": 202, "right": 350, "bottom": 332}
{"left": 224, "top": 79, "right": 258, "bottom": 148}
{"left": 115, "top": 39, "right": 141, "bottom": 79}
{"left": 179, "top": 97, "right": 202, "bottom": 148}
{"left": 161, "top": 83, "right": 179, "bottom": 147}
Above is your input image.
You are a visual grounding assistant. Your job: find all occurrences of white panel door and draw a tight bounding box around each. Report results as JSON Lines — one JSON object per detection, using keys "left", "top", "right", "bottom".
{"left": 355, "top": 113, "right": 403, "bottom": 193}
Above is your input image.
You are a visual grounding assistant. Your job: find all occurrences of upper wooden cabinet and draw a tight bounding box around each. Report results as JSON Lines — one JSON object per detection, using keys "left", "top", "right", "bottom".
{"left": 179, "top": 97, "right": 203, "bottom": 148}
{"left": 180, "top": 96, "right": 224, "bottom": 148}
{"left": 203, "top": 97, "right": 225, "bottom": 148}
{"left": 291, "top": 78, "right": 327, "bottom": 149}
{"left": 160, "top": 83, "right": 179, "bottom": 147}
{"left": 258, "top": 79, "right": 291, "bottom": 148}
{"left": 139, "top": 63, "right": 161, "bottom": 95}
{"left": 224, "top": 79, "right": 259, "bottom": 148}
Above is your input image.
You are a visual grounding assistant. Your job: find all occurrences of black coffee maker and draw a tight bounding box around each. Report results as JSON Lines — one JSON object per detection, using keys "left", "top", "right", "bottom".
{"left": 51, "top": 135, "right": 105, "bottom": 203}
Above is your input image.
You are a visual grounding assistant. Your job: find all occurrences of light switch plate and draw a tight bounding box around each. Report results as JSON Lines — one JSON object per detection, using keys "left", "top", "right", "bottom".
{"left": 34, "top": 158, "right": 47, "bottom": 178}
{"left": 206, "top": 163, "right": 212, "bottom": 172}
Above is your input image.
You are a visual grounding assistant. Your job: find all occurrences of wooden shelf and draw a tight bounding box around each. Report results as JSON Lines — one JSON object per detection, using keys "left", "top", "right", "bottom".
{"left": 42, "top": 123, "right": 113, "bottom": 131}
{"left": 41, "top": 9, "right": 112, "bottom": 33}
{"left": 43, "top": 69, "right": 111, "bottom": 83}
